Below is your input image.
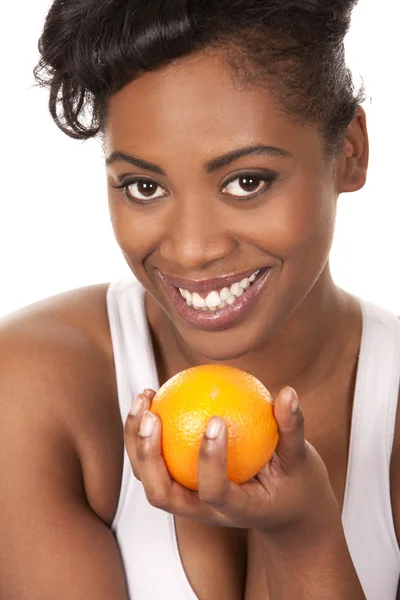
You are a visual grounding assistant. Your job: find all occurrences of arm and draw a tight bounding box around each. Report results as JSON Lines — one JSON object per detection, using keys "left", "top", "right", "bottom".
{"left": 254, "top": 381, "right": 400, "bottom": 600}
{"left": 0, "top": 316, "right": 129, "bottom": 600}
{"left": 252, "top": 518, "right": 365, "bottom": 600}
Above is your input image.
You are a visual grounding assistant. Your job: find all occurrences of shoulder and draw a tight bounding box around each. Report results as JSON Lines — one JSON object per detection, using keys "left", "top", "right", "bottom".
{"left": 0, "top": 282, "right": 116, "bottom": 429}
{"left": 1, "top": 282, "right": 114, "bottom": 359}
{"left": 0, "top": 283, "right": 122, "bottom": 524}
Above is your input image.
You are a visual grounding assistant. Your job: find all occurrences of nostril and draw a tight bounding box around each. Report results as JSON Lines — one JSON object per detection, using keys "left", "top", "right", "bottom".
{"left": 158, "top": 234, "right": 237, "bottom": 272}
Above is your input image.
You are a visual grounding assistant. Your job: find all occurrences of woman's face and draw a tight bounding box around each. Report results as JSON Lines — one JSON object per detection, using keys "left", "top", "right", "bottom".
{"left": 104, "top": 51, "right": 356, "bottom": 361}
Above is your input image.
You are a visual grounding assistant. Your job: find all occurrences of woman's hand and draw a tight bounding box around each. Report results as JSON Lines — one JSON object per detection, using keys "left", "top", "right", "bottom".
{"left": 124, "top": 387, "right": 340, "bottom": 541}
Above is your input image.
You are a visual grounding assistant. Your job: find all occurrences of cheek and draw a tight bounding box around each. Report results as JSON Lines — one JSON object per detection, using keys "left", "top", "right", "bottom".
{"left": 108, "top": 199, "right": 163, "bottom": 258}
{"left": 245, "top": 183, "right": 335, "bottom": 260}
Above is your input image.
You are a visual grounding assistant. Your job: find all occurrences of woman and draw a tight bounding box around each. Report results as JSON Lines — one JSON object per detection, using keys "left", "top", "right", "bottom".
{"left": 1, "top": 0, "right": 399, "bottom": 598}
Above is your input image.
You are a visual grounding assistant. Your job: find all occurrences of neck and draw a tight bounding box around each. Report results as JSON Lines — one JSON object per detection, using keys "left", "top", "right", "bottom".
{"left": 147, "top": 264, "right": 361, "bottom": 399}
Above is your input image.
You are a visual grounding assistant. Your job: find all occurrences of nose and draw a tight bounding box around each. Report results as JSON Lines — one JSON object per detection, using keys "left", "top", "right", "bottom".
{"left": 159, "top": 199, "right": 237, "bottom": 271}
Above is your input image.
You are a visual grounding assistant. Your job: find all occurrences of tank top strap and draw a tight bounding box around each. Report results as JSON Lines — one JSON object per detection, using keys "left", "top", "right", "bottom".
{"left": 106, "top": 276, "right": 160, "bottom": 419}
{"left": 106, "top": 277, "right": 198, "bottom": 599}
{"left": 341, "top": 296, "right": 400, "bottom": 598}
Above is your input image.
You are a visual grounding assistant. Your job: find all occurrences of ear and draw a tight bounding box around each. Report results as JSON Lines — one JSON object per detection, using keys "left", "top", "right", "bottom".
{"left": 336, "top": 105, "right": 369, "bottom": 194}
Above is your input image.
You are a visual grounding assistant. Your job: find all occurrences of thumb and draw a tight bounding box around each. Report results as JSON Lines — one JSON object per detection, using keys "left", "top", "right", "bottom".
{"left": 273, "top": 386, "right": 306, "bottom": 467}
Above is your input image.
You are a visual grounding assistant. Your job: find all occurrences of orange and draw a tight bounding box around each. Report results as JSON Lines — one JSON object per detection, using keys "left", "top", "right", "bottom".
{"left": 150, "top": 364, "right": 279, "bottom": 491}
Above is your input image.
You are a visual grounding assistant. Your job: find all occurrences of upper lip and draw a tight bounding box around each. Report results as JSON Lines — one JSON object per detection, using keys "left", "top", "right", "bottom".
{"left": 156, "top": 267, "right": 269, "bottom": 294}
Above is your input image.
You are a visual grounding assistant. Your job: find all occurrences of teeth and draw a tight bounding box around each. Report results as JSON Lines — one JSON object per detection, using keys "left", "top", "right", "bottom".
{"left": 192, "top": 292, "right": 206, "bottom": 309}
{"left": 178, "top": 268, "right": 262, "bottom": 312}
{"left": 205, "top": 291, "right": 221, "bottom": 309}
{"left": 230, "top": 282, "right": 243, "bottom": 297}
{"left": 249, "top": 270, "right": 260, "bottom": 283}
{"left": 220, "top": 287, "right": 231, "bottom": 301}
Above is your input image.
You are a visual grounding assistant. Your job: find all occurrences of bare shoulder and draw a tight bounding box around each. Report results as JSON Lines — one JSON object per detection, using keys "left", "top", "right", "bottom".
{"left": 1, "top": 282, "right": 114, "bottom": 360}
{"left": 0, "top": 283, "right": 122, "bottom": 525}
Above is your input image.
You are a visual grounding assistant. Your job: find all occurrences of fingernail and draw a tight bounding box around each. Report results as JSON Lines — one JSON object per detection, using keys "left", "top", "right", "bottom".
{"left": 130, "top": 395, "right": 143, "bottom": 417}
{"left": 283, "top": 387, "right": 299, "bottom": 413}
{"left": 139, "top": 410, "right": 156, "bottom": 437}
{"left": 205, "top": 417, "right": 222, "bottom": 440}
{"left": 143, "top": 389, "right": 153, "bottom": 397}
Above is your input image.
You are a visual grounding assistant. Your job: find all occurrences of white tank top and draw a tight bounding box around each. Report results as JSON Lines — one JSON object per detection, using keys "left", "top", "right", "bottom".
{"left": 106, "top": 276, "right": 400, "bottom": 600}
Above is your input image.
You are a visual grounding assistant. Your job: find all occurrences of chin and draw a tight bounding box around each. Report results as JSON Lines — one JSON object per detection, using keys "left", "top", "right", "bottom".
{"left": 178, "top": 325, "right": 264, "bottom": 363}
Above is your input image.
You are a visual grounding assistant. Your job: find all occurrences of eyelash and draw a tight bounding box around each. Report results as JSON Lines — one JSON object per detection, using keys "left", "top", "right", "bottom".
{"left": 111, "top": 171, "right": 278, "bottom": 205}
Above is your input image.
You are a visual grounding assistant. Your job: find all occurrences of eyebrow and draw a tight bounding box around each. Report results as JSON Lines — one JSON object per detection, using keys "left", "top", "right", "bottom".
{"left": 105, "top": 144, "right": 291, "bottom": 176}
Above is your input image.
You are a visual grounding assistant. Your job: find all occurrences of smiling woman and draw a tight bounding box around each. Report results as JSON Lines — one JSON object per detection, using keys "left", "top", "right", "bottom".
{"left": 1, "top": 1, "right": 400, "bottom": 600}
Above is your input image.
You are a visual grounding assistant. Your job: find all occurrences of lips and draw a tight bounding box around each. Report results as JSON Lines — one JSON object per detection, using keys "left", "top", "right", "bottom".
{"left": 156, "top": 267, "right": 270, "bottom": 295}
{"left": 155, "top": 266, "right": 272, "bottom": 332}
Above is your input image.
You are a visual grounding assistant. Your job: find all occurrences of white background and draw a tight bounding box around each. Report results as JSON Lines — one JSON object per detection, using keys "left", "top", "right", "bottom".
{"left": 0, "top": 0, "right": 399, "bottom": 317}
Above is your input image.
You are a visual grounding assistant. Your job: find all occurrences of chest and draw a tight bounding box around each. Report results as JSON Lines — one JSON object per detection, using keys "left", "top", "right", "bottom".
{"left": 84, "top": 332, "right": 356, "bottom": 600}
{"left": 86, "top": 383, "right": 352, "bottom": 600}
{"left": 173, "top": 399, "right": 353, "bottom": 600}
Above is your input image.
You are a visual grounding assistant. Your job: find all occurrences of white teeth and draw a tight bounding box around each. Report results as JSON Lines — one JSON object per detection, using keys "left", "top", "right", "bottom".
{"left": 178, "top": 268, "right": 262, "bottom": 312}
{"left": 249, "top": 271, "right": 260, "bottom": 283}
{"left": 192, "top": 292, "right": 206, "bottom": 309}
{"left": 179, "top": 288, "right": 191, "bottom": 301}
{"left": 220, "top": 287, "right": 231, "bottom": 301}
{"left": 229, "top": 282, "right": 240, "bottom": 296}
{"left": 205, "top": 291, "right": 221, "bottom": 309}
{"left": 230, "top": 282, "right": 243, "bottom": 297}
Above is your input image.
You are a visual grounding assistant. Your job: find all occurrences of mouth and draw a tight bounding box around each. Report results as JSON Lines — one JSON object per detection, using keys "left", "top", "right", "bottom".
{"left": 156, "top": 267, "right": 271, "bottom": 331}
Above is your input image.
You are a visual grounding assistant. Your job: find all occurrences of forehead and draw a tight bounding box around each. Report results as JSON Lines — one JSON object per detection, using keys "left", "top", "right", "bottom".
{"left": 104, "top": 51, "right": 324, "bottom": 161}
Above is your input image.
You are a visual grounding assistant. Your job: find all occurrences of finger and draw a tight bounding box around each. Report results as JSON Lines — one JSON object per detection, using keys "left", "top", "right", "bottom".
{"left": 198, "top": 417, "right": 229, "bottom": 505}
{"left": 124, "top": 392, "right": 153, "bottom": 479}
{"left": 136, "top": 409, "right": 187, "bottom": 513}
{"left": 135, "top": 412, "right": 225, "bottom": 523}
{"left": 272, "top": 386, "right": 306, "bottom": 467}
{"left": 197, "top": 417, "right": 250, "bottom": 525}
{"left": 134, "top": 412, "right": 232, "bottom": 525}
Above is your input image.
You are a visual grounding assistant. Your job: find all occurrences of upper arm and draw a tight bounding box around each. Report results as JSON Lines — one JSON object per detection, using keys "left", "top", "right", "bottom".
{"left": 0, "top": 314, "right": 128, "bottom": 600}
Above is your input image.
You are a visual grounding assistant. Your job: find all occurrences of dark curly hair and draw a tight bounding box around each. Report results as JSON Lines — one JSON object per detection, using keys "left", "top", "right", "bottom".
{"left": 34, "top": 0, "right": 365, "bottom": 156}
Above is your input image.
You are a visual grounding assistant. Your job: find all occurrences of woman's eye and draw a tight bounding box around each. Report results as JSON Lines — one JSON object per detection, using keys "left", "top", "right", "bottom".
{"left": 113, "top": 172, "right": 276, "bottom": 204}
{"left": 221, "top": 174, "right": 275, "bottom": 199}
{"left": 117, "top": 179, "right": 168, "bottom": 203}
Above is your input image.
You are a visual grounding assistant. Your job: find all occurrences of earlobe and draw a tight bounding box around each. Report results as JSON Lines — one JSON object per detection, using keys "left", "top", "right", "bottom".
{"left": 337, "top": 106, "right": 369, "bottom": 194}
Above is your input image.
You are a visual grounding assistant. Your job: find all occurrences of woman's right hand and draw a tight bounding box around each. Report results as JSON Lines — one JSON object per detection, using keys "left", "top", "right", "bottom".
{"left": 125, "top": 389, "right": 156, "bottom": 481}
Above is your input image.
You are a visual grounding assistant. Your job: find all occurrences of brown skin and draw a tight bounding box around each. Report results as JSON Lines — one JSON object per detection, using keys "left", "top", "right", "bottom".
{"left": 104, "top": 49, "right": 371, "bottom": 598}
{"left": 1, "top": 48, "right": 399, "bottom": 600}
{"left": 105, "top": 50, "right": 365, "bottom": 394}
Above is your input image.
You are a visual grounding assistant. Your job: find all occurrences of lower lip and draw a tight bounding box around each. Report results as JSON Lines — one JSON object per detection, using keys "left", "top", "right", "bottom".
{"left": 157, "top": 268, "right": 271, "bottom": 331}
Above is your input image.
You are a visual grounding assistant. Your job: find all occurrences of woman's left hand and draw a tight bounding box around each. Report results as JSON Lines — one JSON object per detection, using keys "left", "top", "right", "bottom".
{"left": 124, "top": 386, "right": 340, "bottom": 539}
